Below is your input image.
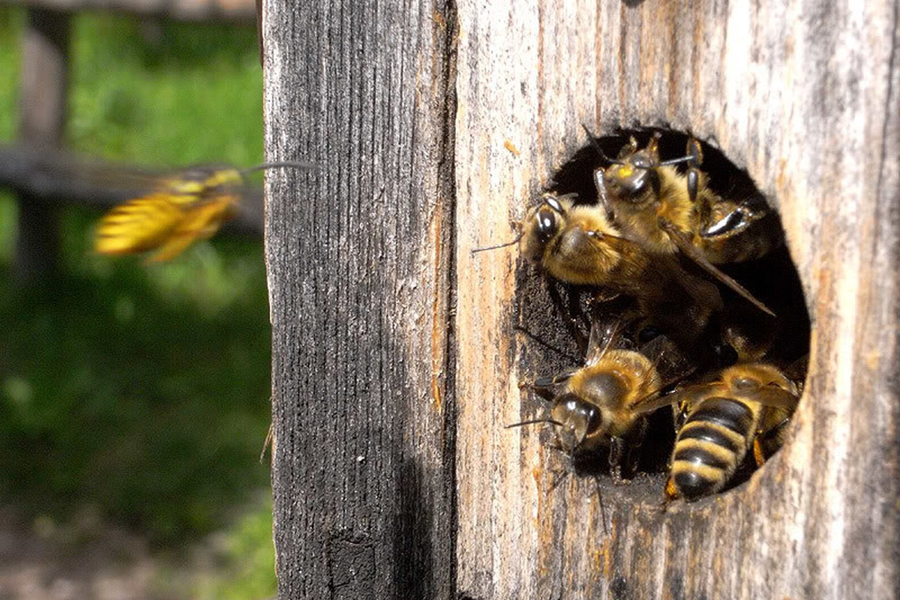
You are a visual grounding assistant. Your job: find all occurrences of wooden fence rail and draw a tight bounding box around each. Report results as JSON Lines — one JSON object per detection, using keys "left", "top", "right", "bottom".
{"left": 0, "top": 0, "right": 256, "bottom": 22}
{"left": 0, "top": 144, "right": 264, "bottom": 236}
{"left": 3, "top": 0, "right": 261, "bottom": 280}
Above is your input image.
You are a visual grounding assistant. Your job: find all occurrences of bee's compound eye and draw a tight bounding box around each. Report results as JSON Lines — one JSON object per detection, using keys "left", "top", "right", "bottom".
{"left": 551, "top": 394, "right": 603, "bottom": 453}
{"left": 537, "top": 209, "right": 558, "bottom": 244}
{"left": 582, "top": 403, "right": 603, "bottom": 437}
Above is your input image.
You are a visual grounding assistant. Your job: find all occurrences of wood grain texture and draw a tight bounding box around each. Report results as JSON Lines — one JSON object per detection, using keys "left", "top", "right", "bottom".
{"left": 454, "top": 1, "right": 900, "bottom": 599}
{"left": 262, "top": 1, "right": 457, "bottom": 598}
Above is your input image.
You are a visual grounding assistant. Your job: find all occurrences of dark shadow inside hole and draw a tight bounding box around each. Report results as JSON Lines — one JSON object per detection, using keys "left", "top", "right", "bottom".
{"left": 515, "top": 127, "right": 811, "bottom": 503}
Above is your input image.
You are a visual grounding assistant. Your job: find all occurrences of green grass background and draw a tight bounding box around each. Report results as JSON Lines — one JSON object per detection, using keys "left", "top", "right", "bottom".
{"left": 0, "top": 8, "right": 276, "bottom": 599}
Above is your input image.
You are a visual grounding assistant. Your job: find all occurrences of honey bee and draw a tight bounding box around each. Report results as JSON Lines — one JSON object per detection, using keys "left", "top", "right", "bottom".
{"left": 586, "top": 128, "right": 777, "bottom": 317}
{"left": 518, "top": 320, "right": 679, "bottom": 481}
{"left": 485, "top": 194, "right": 721, "bottom": 309}
{"left": 95, "top": 160, "right": 314, "bottom": 262}
{"left": 665, "top": 362, "right": 800, "bottom": 502}
{"left": 474, "top": 192, "right": 729, "bottom": 360}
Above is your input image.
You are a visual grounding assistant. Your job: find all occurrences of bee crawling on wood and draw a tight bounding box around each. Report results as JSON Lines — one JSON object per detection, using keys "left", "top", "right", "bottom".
{"left": 511, "top": 319, "right": 681, "bottom": 483}
{"left": 95, "top": 160, "right": 314, "bottom": 262}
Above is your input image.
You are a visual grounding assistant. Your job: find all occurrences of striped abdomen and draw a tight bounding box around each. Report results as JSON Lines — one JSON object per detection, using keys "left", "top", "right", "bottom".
{"left": 668, "top": 396, "right": 763, "bottom": 501}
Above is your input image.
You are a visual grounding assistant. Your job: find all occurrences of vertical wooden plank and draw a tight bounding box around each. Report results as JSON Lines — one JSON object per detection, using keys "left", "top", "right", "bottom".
{"left": 262, "top": 1, "right": 457, "bottom": 598}
{"left": 15, "top": 8, "right": 70, "bottom": 281}
{"left": 454, "top": 0, "right": 900, "bottom": 598}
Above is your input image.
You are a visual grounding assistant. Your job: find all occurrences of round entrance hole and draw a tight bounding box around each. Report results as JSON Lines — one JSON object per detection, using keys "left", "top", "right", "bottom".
{"left": 513, "top": 127, "right": 811, "bottom": 503}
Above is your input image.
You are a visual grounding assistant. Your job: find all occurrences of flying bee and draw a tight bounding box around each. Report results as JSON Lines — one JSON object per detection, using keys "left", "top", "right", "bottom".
{"left": 95, "top": 160, "right": 314, "bottom": 262}
{"left": 515, "top": 320, "right": 680, "bottom": 482}
{"left": 586, "top": 127, "right": 777, "bottom": 317}
{"left": 665, "top": 362, "right": 800, "bottom": 502}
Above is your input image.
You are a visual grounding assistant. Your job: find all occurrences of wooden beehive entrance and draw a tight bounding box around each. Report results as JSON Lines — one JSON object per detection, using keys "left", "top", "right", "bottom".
{"left": 513, "top": 127, "right": 811, "bottom": 505}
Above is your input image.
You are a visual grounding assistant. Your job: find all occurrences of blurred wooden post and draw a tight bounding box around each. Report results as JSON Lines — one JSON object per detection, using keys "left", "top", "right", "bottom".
{"left": 265, "top": 0, "right": 900, "bottom": 599}
{"left": 15, "top": 7, "right": 70, "bottom": 281}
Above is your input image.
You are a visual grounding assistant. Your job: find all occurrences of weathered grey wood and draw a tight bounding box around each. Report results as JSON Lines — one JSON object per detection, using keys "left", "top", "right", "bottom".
{"left": 15, "top": 8, "right": 70, "bottom": 282}
{"left": 263, "top": 1, "right": 457, "bottom": 599}
{"left": 455, "top": 1, "right": 899, "bottom": 600}
{"left": 0, "top": 0, "right": 256, "bottom": 22}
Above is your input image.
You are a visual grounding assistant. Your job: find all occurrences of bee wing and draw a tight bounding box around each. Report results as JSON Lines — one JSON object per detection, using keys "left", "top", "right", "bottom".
{"left": 667, "top": 381, "right": 729, "bottom": 414}
{"left": 95, "top": 194, "right": 186, "bottom": 256}
{"left": 741, "top": 385, "right": 800, "bottom": 411}
{"left": 148, "top": 194, "right": 236, "bottom": 262}
{"left": 631, "top": 388, "right": 686, "bottom": 417}
{"left": 655, "top": 254, "right": 724, "bottom": 311}
{"left": 659, "top": 220, "right": 776, "bottom": 317}
{"left": 584, "top": 318, "right": 622, "bottom": 366}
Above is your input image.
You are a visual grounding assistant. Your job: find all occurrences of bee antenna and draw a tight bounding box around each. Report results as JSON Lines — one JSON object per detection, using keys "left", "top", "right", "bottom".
{"left": 594, "top": 477, "right": 609, "bottom": 535}
{"left": 505, "top": 418, "right": 564, "bottom": 429}
{"left": 658, "top": 156, "right": 692, "bottom": 167}
{"left": 241, "top": 160, "right": 318, "bottom": 175}
{"left": 471, "top": 230, "right": 525, "bottom": 255}
{"left": 581, "top": 124, "right": 622, "bottom": 165}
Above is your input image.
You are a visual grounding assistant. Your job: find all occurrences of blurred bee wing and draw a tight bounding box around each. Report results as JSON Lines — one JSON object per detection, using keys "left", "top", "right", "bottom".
{"left": 659, "top": 220, "right": 776, "bottom": 317}
{"left": 148, "top": 195, "right": 237, "bottom": 262}
{"left": 743, "top": 386, "right": 800, "bottom": 411}
{"left": 95, "top": 194, "right": 186, "bottom": 256}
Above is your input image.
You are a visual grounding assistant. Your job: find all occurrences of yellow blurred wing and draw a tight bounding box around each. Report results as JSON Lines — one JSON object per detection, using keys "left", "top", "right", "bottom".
{"left": 147, "top": 194, "right": 237, "bottom": 262}
{"left": 95, "top": 167, "right": 244, "bottom": 262}
{"left": 95, "top": 193, "right": 187, "bottom": 256}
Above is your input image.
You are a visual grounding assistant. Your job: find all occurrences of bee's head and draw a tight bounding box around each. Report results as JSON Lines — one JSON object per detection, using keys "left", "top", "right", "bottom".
{"left": 597, "top": 151, "right": 660, "bottom": 205}
{"left": 593, "top": 135, "right": 662, "bottom": 206}
{"left": 522, "top": 194, "right": 568, "bottom": 262}
{"left": 550, "top": 392, "right": 604, "bottom": 455}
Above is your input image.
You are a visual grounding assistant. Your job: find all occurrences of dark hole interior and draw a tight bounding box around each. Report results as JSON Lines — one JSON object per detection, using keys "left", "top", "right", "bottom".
{"left": 513, "top": 127, "right": 811, "bottom": 502}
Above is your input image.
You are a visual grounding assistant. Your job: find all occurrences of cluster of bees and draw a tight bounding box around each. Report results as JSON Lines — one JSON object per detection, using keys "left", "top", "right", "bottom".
{"left": 479, "top": 128, "right": 810, "bottom": 502}
{"left": 93, "top": 130, "right": 810, "bottom": 504}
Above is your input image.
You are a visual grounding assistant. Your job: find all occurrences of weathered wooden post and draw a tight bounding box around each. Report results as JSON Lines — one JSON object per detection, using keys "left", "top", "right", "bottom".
{"left": 262, "top": 2, "right": 457, "bottom": 598}
{"left": 15, "top": 7, "right": 70, "bottom": 281}
{"left": 265, "top": 1, "right": 899, "bottom": 598}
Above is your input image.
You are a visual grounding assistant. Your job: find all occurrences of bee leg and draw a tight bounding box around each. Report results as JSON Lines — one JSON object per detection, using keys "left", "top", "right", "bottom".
{"left": 685, "top": 137, "right": 704, "bottom": 205}
{"left": 672, "top": 399, "right": 690, "bottom": 434}
{"left": 658, "top": 477, "right": 680, "bottom": 512}
{"left": 622, "top": 418, "right": 648, "bottom": 477}
{"left": 540, "top": 444, "right": 572, "bottom": 493}
{"left": 753, "top": 414, "right": 793, "bottom": 466}
{"left": 521, "top": 372, "right": 575, "bottom": 403}
{"left": 545, "top": 277, "right": 589, "bottom": 355}
{"left": 546, "top": 463, "right": 570, "bottom": 494}
{"left": 593, "top": 476, "right": 610, "bottom": 534}
{"left": 608, "top": 437, "right": 631, "bottom": 485}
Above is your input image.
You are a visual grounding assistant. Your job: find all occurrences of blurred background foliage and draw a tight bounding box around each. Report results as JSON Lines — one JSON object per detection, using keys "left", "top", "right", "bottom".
{"left": 0, "top": 7, "right": 276, "bottom": 598}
